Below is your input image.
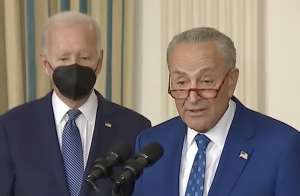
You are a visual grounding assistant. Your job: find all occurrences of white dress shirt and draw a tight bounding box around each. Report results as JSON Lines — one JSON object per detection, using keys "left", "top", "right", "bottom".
{"left": 52, "top": 91, "right": 98, "bottom": 168}
{"left": 179, "top": 100, "right": 236, "bottom": 196}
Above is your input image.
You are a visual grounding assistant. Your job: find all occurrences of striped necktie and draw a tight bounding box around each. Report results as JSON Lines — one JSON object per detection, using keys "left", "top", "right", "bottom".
{"left": 61, "top": 109, "right": 84, "bottom": 196}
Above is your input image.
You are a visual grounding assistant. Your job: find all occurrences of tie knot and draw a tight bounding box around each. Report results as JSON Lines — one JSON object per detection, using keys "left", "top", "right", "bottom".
{"left": 195, "top": 134, "right": 210, "bottom": 151}
{"left": 67, "top": 109, "right": 81, "bottom": 121}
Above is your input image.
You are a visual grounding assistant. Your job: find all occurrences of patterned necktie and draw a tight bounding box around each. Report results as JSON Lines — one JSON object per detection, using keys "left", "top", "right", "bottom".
{"left": 185, "top": 134, "right": 210, "bottom": 196}
{"left": 61, "top": 109, "right": 84, "bottom": 196}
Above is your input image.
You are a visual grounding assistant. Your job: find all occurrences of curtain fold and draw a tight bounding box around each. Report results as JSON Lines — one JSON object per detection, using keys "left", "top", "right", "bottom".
{"left": 0, "top": 0, "right": 8, "bottom": 114}
{"left": 91, "top": 0, "right": 107, "bottom": 98}
{"left": 122, "top": 0, "right": 135, "bottom": 109}
{"left": 4, "top": 0, "right": 25, "bottom": 109}
{"left": 34, "top": 0, "right": 51, "bottom": 99}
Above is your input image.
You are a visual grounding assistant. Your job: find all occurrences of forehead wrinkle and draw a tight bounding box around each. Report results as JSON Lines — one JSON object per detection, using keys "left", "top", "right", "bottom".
{"left": 55, "top": 52, "right": 70, "bottom": 57}
{"left": 170, "top": 66, "right": 217, "bottom": 78}
{"left": 171, "top": 52, "right": 219, "bottom": 70}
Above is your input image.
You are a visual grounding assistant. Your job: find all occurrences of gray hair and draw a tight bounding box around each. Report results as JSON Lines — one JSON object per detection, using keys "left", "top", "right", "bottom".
{"left": 167, "top": 27, "right": 236, "bottom": 70}
{"left": 41, "top": 11, "right": 101, "bottom": 56}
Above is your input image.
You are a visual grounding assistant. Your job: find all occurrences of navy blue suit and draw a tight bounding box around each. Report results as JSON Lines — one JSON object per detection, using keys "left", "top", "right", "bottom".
{"left": 132, "top": 97, "right": 300, "bottom": 196}
{"left": 0, "top": 90, "right": 151, "bottom": 196}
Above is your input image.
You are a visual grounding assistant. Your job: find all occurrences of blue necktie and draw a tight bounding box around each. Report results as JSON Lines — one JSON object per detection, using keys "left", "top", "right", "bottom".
{"left": 61, "top": 109, "right": 84, "bottom": 196}
{"left": 185, "top": 134, "right": 210, "bottom": 196}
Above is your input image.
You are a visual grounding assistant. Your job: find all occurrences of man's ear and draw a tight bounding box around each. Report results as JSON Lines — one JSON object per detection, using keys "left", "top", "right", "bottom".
{"left": 228, "top": 68, "right": 239, "bottom": 97}
{"left": 40, "top": 54, "right": 50, "bottom": 76}
{"left": 95, "top": 49, "right": 104, "bottom": 75}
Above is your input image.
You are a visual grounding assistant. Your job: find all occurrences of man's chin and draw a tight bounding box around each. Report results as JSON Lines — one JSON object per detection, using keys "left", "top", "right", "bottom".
{"left": 185, "top": 119, "right": 210, "bottom": 133}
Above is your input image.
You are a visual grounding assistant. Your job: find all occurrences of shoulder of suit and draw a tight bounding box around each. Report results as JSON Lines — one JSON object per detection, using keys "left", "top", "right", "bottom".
{"left": 103, "top": 99, "right": 151, "bottom": 124}
{"left": 138, "top": 116, "right": 182, "bottom": 135}
{"left": 242, "top": 108, "right": 300, "bottom": 139}
{"left": 0, "top": 96, "right": 44, "bottom": 121}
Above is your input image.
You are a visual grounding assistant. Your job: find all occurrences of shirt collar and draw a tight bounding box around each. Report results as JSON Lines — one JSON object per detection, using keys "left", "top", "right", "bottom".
{"left": 186, "top": 99, "right": 236, "bottom": 149}
{"left": 52, "top": 90, "right": 98, "bottom": 126}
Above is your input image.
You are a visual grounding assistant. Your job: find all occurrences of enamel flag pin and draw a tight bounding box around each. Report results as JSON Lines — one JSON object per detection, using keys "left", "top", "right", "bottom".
{"left": 105, "top": 122, "right": 112, "bottom": 128}
{"left": 239, "top": 151, "right": 248, "bottom": 160}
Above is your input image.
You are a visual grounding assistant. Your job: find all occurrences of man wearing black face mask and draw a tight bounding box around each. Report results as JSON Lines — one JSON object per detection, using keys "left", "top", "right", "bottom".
{"left": 48, "top": 62, "right": 99, "bottom": 101}
{"left": 0, "top": 11, "right": 151, "bottom": 196}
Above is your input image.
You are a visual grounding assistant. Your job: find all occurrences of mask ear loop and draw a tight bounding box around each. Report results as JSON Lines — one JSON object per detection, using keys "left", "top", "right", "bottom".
{"left": 46, "top": 61, "right": 55, "bottom": 72}
{"left": 94, "top": 59, "right": 100, "bottom": 73}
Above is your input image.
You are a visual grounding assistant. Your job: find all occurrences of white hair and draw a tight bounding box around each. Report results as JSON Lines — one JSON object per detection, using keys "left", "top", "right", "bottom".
{"left": 41, "top": 11, "right": 101, "bottom": 56}
{"left": 167, "top": 27, "right": 236, "bottom": 70}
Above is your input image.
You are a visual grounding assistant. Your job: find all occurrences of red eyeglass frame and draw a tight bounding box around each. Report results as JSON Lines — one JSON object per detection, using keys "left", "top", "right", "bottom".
{"left": 168, "top": 72, "right": 229, "bottom": 100}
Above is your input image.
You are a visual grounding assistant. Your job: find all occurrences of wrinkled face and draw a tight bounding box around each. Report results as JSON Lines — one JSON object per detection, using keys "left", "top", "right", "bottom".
{"left": 168, "top": 42, "right": 239, "bottom": 132}
{"left": 40, "top": 23, "right": 103, "bottom": 77}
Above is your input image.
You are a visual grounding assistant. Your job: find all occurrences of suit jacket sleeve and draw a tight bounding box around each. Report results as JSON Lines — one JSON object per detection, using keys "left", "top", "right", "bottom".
{"left": 0, "top": 118, "right": 14, "bottom": 196}
{"left": 275, "top": 132, "right": 300, "bottom": 196}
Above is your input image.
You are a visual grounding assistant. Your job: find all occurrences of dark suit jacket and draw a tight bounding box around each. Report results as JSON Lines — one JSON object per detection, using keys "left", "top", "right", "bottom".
{"left": 0, "top": 90, "right": 151, "bottom": 196}
{"left": 132, "top": 97, "right": 300, "bottom": 196}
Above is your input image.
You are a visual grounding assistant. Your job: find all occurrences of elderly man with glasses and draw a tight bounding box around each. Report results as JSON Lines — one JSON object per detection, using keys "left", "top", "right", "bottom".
{"left": 131, "top": 27, "right": 300, "bottom": 196}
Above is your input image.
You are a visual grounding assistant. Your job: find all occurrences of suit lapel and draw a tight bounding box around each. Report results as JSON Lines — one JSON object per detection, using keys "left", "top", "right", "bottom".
{"left": 80, "top": 91, "right": 117, "bottom": 196}
{"left": 163, "top": 118, "right": 187, "bottom": 195}
{"left": 34, "top": 91, "right": 69, "bottom": 196}
{"left": 208, "top": 97, "right": 254, "bottom": 196}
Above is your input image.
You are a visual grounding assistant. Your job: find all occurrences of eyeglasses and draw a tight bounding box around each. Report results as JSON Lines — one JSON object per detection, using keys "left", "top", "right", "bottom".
{"left": 168, "top": 72, "right": 229, "bottom": 100}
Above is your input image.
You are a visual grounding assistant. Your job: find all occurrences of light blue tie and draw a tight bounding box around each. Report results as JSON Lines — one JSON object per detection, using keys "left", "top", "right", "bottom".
{"left": 185, "top": 134, "right": 210, "bottom": 196}
{"left": 62, "top": 109, "right": 84, "bottom": 196}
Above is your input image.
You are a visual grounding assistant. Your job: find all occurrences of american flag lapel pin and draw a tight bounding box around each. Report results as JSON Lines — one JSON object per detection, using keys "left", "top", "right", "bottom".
{"left": 239, "top": 151, "right": 248, "bottom": 160}
{"left": 105, "top": 122, "right": 112, "bottom": 128}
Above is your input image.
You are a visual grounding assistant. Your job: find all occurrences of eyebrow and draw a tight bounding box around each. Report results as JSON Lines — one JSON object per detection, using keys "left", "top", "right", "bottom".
{"left": 198, "top": 67, "right": 215, "bottom": 74}
{"left": 171, "top": 70, "right": 188, "bottom": 77}
{"left": 54, "top": 52, "right": 92, "bottom": 58}
{"left": 55, "top": 53, "right": 70, "bottom": 57}
{"left": 79, "top": 52, "right": 92, "bottom": 56}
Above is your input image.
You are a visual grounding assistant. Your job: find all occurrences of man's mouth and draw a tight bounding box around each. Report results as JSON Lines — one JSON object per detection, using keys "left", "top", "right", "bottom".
{"left": 187, "top": 109, "right": 207, "bottom": 116}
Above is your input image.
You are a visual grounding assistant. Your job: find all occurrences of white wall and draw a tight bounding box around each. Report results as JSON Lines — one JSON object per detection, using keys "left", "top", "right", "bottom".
{"left": 264, "top": 0, "right": 300, "bottom": 130}
{"left": 134, "top": 0, "right": 300, "bottom": 131}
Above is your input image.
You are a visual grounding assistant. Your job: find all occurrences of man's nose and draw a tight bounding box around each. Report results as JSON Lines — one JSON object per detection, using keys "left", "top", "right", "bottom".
{"left": 188, "top": 90, "right": 200, "bottom": 103}
{"left": 69, "top": 56, "right": 78, "bottom": 64}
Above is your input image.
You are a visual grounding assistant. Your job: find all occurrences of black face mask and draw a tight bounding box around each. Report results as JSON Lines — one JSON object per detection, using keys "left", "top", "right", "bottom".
{"left": 49, "top": 63, "right": 97, "bottom": 100}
